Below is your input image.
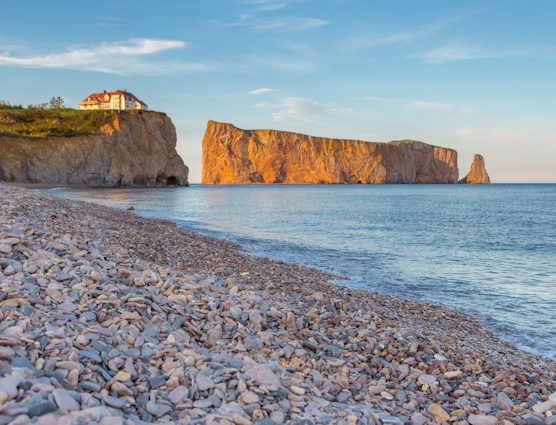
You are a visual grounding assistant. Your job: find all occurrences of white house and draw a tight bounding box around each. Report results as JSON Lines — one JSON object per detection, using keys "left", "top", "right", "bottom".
{"left": 78, "top": 89, "right": 148, "bottom": 111}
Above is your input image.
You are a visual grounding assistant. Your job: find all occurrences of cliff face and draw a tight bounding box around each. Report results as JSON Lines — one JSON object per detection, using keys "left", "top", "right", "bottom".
{"left": 202, "top": 121, "right": 458, "bottom": 184}
{"left": 0, "top": 111, "right": 189, "bottom": 187}
{"left": 459, "top": 154, "right": 491, "bottom": 184}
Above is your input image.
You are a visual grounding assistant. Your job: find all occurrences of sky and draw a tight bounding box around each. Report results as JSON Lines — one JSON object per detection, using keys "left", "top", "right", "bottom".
{"left": 1, "top": 0, "right": 555, "bottom": 183}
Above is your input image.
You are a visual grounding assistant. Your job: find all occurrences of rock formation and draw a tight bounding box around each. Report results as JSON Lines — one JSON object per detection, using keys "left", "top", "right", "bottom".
{"left": 0, "top": 111, "right": 189, "bottom": 187}
{"left": 458, "top": 154, "right": 491, "bottom": 184}
{"left": 202, "top": 121, "right": 458, "bottom": 184}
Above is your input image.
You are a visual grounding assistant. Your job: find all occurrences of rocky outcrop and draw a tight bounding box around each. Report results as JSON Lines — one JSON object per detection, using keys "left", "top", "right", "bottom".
{"left": 0, "top": 111, "right": 189, "bottom": 186}
{"left": 202, "top": 121, "right": 458, "bottom": 184}
{"left": 459, "top": 154, "right": 491, "bottom": 184}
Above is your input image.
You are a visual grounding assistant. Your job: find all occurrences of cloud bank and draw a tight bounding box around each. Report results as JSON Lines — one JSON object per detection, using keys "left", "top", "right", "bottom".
{"left": 0, "top": 38, "right": 195, "bottom": 75}
{"left": 251, "top": 91, "right": 352, "bottom": 126}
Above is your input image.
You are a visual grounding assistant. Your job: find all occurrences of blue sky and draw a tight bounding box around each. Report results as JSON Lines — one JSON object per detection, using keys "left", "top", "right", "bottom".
{"left": 1, "top": 0, "right": 555, "bottom": 183}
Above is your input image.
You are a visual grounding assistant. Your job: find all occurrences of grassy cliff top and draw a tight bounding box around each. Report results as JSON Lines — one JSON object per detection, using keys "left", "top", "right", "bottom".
{"left": 0, "top": 107, "right": 129, "bottom": 138}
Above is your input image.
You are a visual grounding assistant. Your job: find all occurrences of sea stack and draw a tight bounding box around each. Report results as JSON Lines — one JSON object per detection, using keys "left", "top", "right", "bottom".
{"left": 202, "top": 120, "right": 459, "bottom": 184}
{"left": 459, "top": 154, "right": 491, "bottom": 184}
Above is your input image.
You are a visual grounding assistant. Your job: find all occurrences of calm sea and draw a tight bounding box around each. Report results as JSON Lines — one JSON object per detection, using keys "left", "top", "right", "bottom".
{"left": 48, "top": 184, "right": 556, "bottom": 360}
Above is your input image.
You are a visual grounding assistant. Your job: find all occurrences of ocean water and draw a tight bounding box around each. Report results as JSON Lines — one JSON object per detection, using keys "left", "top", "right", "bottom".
{"left": 48, "top": 184, "right": 556, "bottom": 360}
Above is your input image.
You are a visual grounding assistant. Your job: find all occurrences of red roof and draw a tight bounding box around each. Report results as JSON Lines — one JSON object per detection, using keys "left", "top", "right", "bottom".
{"left": 79, "top": 90, "right": 147, "bottom": 106}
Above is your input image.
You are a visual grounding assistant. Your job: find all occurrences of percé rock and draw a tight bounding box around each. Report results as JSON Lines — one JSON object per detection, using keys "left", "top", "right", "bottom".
{"left": 202, "top": 121, "right": 459, "bottom": 184}
{"left": 0, "top": 111, "right": 189, "bottom": 187}
{"left": 459, "top": 154, "right": 491, "bottom": 184}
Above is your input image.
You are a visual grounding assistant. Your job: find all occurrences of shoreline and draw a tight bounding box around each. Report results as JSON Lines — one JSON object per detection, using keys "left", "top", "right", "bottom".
{"left": 1, "top": 184, "right": 555, "bottom": 424}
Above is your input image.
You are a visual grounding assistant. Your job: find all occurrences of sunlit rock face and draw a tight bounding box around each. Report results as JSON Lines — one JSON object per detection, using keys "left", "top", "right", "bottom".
{"left": 202, "top": 120, "right": 459, "bottom": 184}
{"left": 458, "top": 154, "right": 491, "bottom": 184}
{"left": 0, "top": 111, "right": 188, "bottom": 187}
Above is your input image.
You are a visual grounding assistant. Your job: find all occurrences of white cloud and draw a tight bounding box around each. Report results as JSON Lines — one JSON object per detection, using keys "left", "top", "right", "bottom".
{"left": 253, "top": 102, "right": 279, "bottom": 108}
{"left": 344, "top": 25, "right": 443, "bottom": 51}
{"left": 257, "top": 3, "right": 287, "bottom": 11}
{"left": 246, "top": 54, "right": 318, "bottom": 73}
{"left": 409, "top": 42, "right": 524, "bottom": 63}
{"left": 456, "top": 128, "right": 529, "bottom": 142}
{"left": 342, "top": 10, "right": 483, "bottom": 51}
{"left": 0, "top": 38, "right": 195, "bottom": 75}
{"left": 407, "top": 101, "right": 454, "bottom": 111}
{"left": 243, "top": 0, "right": 301, "bottom": 11}
{"left": 251, "top": 95, "right": 352, "bottom": 126}
{"left": 254, "top": 17, "right": 328, "bottom": 30}
{"left": 363, "top": 96, "right": 392, "bottom": 103}
{"left": 207, "top": 16, "right": 328, "bottom": 31}
{"left": 248, "top": 88, "right": 275, "bottom": 95}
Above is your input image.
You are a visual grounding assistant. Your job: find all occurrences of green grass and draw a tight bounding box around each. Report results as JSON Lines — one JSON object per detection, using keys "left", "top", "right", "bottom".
{"left": 0, "top": 107, "right": 127, "bottom": 138}
{"left": 387, "top": 139, "right": 413, "bottom": 145}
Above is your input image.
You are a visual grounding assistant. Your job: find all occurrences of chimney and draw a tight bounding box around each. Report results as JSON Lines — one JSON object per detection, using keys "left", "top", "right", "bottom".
{"left": 104, "top": 90, "right": 106, "bottom": 93}
{"left": 123, "top": 89, "right": 127, "bottom": 92}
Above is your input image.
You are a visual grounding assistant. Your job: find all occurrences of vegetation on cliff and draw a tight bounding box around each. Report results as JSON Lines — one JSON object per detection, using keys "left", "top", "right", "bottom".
{"left": 0, "top": 100, "right": 124, "bottom": 138}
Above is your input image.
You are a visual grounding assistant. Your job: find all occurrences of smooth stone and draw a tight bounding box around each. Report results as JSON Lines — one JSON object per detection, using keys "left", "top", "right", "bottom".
{"left": 270, "top": 411, "right": 285, "bottom": 423}
{"left": 193, "top": 399, "right": 213, "bottom": 408}
{"left": 112, "top": 382, "right": 133, "bottom": 397}
{"left": 27, "top": 401, "right": 58, "bottom": 417}
{"left": 52, "top": 388, "right": 80, "bottom": 412}
{"left": 92, "top": 341, "right": 110, "bottom": 353}
{"left": 76, "top": 350, "right": 102, "bottom": 363}
{"left": 103, "top": 395, "right": 125, "bottom": 409}
{"left": 56, "top": 361, "right": 80, "bottom": 372}
{"left": 149, "top": 375, "right": 166, "bottom": 389}
{"left": 244, "top": 365, "right": 281, "bottom": 387}
{"left": 168, "top": 386, "right": 189, "bottom": 405}
{"left": 229, "top": 359, "right": 244, "bottom": 370}
{"left": 11, "top": 357, "right": 36, "bottom": 371}
{"left": 380, "top": 416, "right": 404, "bottom": 425}
{"left": 196, "top": 374, "right": 215, "bottom": 391}
{"left": 208, "top": 394, "right": 221, "bottom": 408}
{"left": 497, "top": 392, "right": 514, "bottom": 410}
{"left": 244, "top": 337, "right": 260, "bottom": 351}
{"left": 57, "top": 302, "right": 78, "bottom": 312}
{"left": 56, "top": 273, "right": 73, "bottom": 281}
{"left": 369, "top": 385, "right": 386, "bottom": 395}
{"left": 418, "top": 374, "right": 437, "bottom": 385}
{"left": 411, "top": 412, "right": 428, "bottom": 425}
{"left": 81, "top": 395, "right": 101, "bottom": 409}
{"left": 141, "top": 347, "right": 155, "bottom": 360}
{"left": 146, "top": 401, "right": 172, "bottom": 416}
{"left": 80, "top": 381, "right": 101, "bottom": 392}
{"left": 468, "top": 414, "right": 499, "bottom": 425}
{"left": 290, "top": 386, "right": 306, "bottom": 395}
{"left": 337, "top": 393, "right": 350, "bottom": 403}
{"left": 114, "top": 371, "right": 131, "bottom": 382}
{"left": 135, "top": 394, "right": 149, "bottom": 408}
{"left": 534, "top": 400, "right": 556, "bottom": 414}
{"left": 241, "top": 391, "right": 259, "bottom": 404}
{"left": 524, "top": 417, "right": 547, "bottom": 425}
{"left": 428, "top": 403, "right": 450, "bottom": 423}
{"left": 395, "top": 391, "right": 407, "bottom": 401}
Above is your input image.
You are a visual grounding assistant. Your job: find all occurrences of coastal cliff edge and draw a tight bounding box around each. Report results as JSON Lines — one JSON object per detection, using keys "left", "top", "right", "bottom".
{"left": 0, "top": 111, "right": 189, "bottom": 187}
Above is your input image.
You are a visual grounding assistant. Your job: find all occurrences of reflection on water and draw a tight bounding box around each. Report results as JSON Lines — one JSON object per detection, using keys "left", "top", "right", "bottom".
{"left": 49, "top": 184, "right": 556, "bottom": 359}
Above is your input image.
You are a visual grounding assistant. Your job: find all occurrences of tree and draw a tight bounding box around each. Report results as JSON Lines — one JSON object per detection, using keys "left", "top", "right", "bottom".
{"left": 49, "top": 96, "right": 64, "bottom": 109}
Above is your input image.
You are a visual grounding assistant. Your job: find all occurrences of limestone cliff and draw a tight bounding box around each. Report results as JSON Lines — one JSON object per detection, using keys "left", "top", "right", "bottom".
{"left": 458, "top": 154, "right": 491, "bottom": 184}
{"left": 0, "top": 111, "right": 189, "bottom": 187}
{"left": 202, "top": 121, "right": 458, "bottom": 184}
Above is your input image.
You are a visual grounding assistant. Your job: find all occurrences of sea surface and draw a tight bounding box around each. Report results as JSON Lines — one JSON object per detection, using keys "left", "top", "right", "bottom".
{"left": 48, "top": 184, "right": 556, "bottom": 360}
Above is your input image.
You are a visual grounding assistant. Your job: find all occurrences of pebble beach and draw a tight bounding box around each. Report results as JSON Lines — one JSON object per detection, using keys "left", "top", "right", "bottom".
{"left": 0, "top": 184, "right": 555, "bottom": 425}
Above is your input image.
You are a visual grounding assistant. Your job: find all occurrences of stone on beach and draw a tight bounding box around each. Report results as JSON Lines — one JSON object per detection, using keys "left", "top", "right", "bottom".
{"left": 0, "top": 184, "right": 554, "bottom": 425}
